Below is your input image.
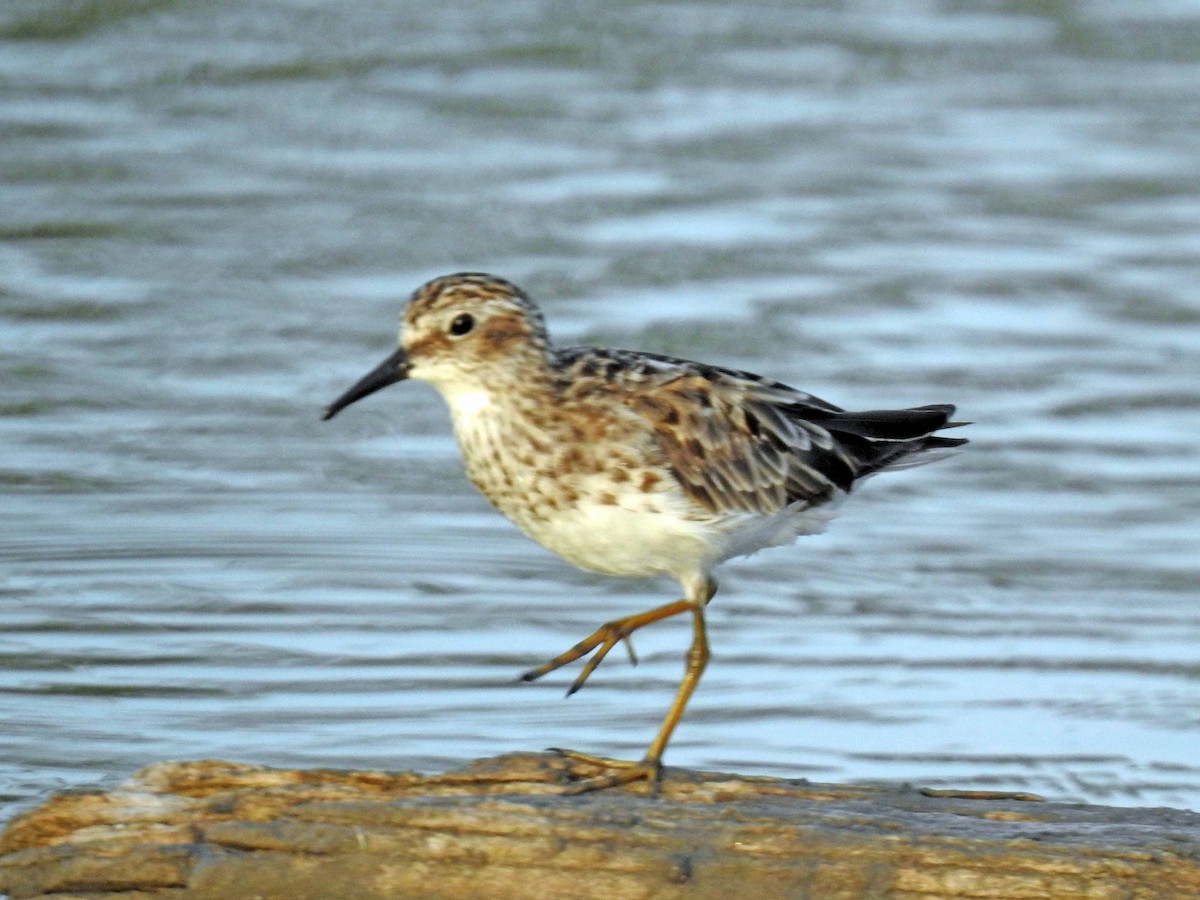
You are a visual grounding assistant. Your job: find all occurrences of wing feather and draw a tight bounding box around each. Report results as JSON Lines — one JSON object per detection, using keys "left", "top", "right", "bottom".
{"left": 628, "top": 370, "right": 852, "bottom": 515}
{"left": 553, "top": 346, "right": 964, "bottom": 519}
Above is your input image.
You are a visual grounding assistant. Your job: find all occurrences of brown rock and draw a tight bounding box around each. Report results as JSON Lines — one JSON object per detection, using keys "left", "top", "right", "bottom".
{"left": 2, "top": 752, "right": 1198, "bottom": 899}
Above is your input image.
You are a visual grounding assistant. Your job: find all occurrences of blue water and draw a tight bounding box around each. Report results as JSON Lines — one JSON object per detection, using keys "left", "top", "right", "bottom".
{"left": 3, "top": 0, "right": 1200, "bottom": 824}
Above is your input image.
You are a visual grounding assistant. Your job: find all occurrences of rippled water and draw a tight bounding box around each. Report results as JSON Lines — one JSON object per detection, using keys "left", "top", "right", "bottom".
{"left": 3, "top": 0, "right": 1200, "bottom": 825}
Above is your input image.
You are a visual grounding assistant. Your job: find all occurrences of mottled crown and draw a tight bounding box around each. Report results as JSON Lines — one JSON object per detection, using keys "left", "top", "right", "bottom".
{"left": 407, "top": 272, "right": 550, "bottom": 347}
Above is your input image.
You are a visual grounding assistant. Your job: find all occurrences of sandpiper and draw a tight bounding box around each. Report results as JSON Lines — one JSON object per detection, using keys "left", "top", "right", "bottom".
{"left": 323, "top": 272, "right": 967, "bottom": 793}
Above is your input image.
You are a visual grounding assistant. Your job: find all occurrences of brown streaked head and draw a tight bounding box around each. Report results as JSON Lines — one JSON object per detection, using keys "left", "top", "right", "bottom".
{"left": 322, "top": 273, "right": 550, "bottom": 420}
{"left": 405, "top": 273, "right": 547, "bottom": 344}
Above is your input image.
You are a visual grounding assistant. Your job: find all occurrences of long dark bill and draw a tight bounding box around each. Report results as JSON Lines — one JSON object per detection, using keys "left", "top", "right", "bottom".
{"left": 321, "top": 347, "right": 410, "bottom": 421}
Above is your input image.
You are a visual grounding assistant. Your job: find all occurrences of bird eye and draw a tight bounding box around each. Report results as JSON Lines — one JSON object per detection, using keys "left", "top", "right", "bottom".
{"left": 448, "top": 313, "right": 474, "bottom": 337}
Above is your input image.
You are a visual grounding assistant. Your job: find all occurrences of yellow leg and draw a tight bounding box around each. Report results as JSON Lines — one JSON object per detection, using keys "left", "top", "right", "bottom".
{"left": 519, "top": 597, "right": 694, "bottom": 696}
{"left": 522, "top": 577, "right": 718, "bottom": 794}
{"left": 559, "top": 604, "right": 710, "bottom": 794}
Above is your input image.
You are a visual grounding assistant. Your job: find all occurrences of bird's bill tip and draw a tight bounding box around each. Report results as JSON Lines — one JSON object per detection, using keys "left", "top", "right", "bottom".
{"left": 322, "top": 346, "right": 410, "bottom": 421}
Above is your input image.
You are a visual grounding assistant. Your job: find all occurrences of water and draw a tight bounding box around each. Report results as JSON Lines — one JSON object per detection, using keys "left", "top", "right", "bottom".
{"left": 3, "top": 0, "right": 1200, "bottom": 825}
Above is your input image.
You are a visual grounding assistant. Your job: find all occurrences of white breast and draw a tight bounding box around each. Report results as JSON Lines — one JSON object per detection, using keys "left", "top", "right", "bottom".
{"left": 443, "top": 385, "right": 492, "bottom": 422}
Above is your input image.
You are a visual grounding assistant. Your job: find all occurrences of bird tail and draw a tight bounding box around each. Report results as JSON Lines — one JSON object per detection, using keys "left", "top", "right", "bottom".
{"left": 822, "top": 403, "right": 969, "bottom": 477}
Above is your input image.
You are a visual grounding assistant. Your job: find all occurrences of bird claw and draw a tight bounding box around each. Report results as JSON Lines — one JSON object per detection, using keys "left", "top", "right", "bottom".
{"left": 550, "top": 748, "right": 663, "bottom": 795}
{"left": 623, "top": 635, "right": 638, "bottom": 666}
{"left": 520, "top": 621, "right": 638, "bottom": 696}
{"left": 519, "top": 599, "right": 692, "bottom": 694}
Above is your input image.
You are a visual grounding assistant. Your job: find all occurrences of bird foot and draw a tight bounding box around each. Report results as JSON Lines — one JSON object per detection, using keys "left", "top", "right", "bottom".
{"left": 519, "top": 625, "right": 637, "bottom": 696}
{"left": 549, "top": 748, "right": 663, "bottom": 794}
{"left": 518, "top": 599, "right": 694, "bottom": 696}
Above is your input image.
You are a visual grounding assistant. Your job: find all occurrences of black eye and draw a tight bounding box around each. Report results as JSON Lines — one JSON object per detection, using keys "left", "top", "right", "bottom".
{"left": 449, "top": 313, "right": 474, "bottom": 337}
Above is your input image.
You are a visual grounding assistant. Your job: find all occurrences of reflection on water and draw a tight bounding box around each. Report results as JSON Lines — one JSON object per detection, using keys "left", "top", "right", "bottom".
{"left": 3, "top": 1, "right": 1200, "bottom": 822}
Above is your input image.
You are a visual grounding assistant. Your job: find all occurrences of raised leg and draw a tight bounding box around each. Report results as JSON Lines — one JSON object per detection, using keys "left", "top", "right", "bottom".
{"left": 519, "top": 597, "right": 693, "bottom": 696}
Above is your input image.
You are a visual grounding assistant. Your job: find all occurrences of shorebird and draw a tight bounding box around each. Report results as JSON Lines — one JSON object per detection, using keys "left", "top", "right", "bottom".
{"left": 323, "top": 273, "right": 967, "bottom": 793}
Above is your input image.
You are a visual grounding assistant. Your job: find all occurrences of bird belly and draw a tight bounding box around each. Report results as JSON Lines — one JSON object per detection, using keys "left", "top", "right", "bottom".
{"left": 511, "top": 496, "right": 713, "bottom": 581}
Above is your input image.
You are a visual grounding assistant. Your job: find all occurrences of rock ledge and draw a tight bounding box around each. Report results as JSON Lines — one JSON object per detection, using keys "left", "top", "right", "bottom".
{"left": 2, "top": 752, "right": 1198, "bottom": 899}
